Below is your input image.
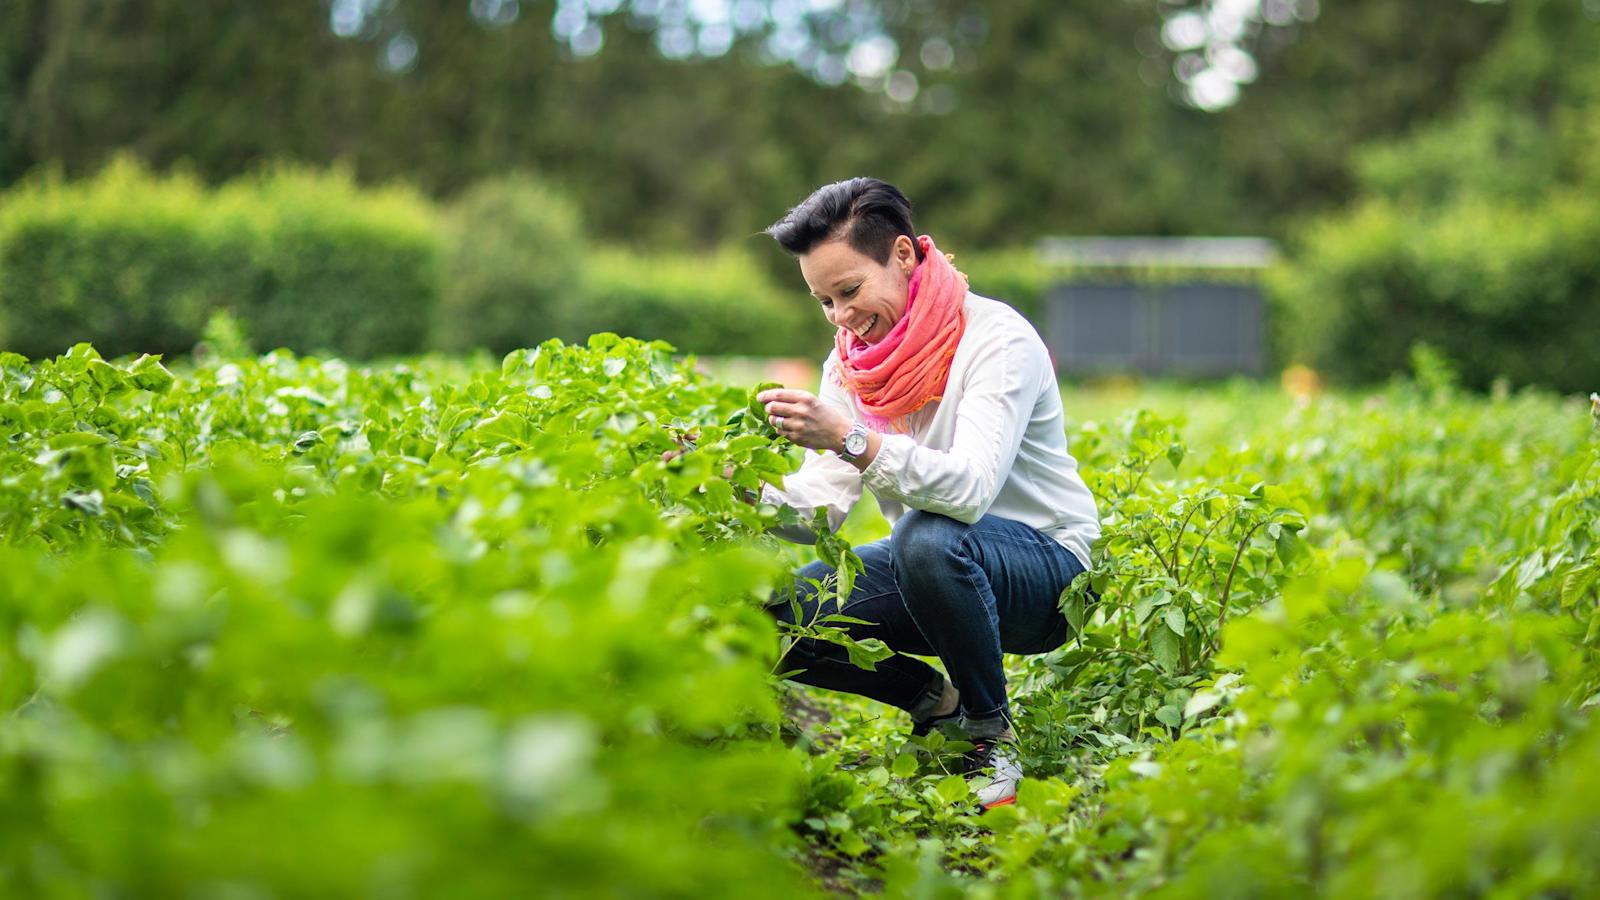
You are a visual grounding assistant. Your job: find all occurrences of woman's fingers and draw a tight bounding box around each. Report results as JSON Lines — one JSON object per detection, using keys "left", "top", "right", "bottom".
{"left": 756, "top": 388, "right": 811, "bottom": 405}
{"left": 762, "top": 399, "right": 812, "bottom": 420}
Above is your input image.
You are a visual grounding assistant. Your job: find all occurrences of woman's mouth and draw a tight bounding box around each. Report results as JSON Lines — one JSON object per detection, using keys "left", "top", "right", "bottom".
{"left": 856, "top": 315, "right": 878, "bottom": 339}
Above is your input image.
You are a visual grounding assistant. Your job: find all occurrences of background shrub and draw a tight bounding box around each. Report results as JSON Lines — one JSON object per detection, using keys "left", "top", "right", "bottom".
{"left": 1268, "top": 3, "right": 1600, "bottom": 392}
{"left": 1268, "top": 192, "right": 1600, "bottom": 392}
{"left": 436, "top": 174, "right": 585, "bottom": 355}
{"left": 216, "top": 166, "right": 440, "bottom": 358}
{"left": 0, "top": 158, "right": 439, "bottom": 360}
{"left": 0, "top": 160, "right": 219, "bottom": 359}
{"left": 561, "top": 246, "right": 826, "bottom": 357}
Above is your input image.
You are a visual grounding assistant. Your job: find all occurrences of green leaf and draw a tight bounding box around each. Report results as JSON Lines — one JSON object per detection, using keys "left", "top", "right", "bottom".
{"left": 844, "top": 637, "right": 893, "bottom": 671}
{"left": 835, "top": 549, "right": 860, "bottom": 601}
{"left": 1150, "top": 625, "right": 1181, "bottom": 673}
{"left": 500, "top": 348, "right": 528, "bottom": 377}
{"left": 85, "top": 358, "right": 127, "bottom": 393}
{"left": 1153, "top": 705, "right": 1181, "bottom": 728}
{"left": 1183, "top": 689, "right": 1223, "bottom": 720}
{"left": 1133, "top": 594, "right": 1157, "bottom": 625}
{"left": 128, "top": 354, "right": 175, "bottom": 393}
{"left": 748, "top": 381, "right": 783, "bottom": 423}
{"left": 892, "top": 750, "right": 919, "bottom": 778}
{"left": 1062, "top": 588, "right": 1085, "bottom": 637}
{"left": 48, "top": 432, "right": 110, "bottom": 449}
{"left": 934, "top": 775, "right": 970, "bottom": 805}
{"left": 1164, "top": 606, "right": 1186, "bottom": 637}
{"left": 1561, "top": 565, "right": 1598, "bottom": 610}
{"left": 816, "top": 537, "right": 840, "bottom": 569}
{"left": 1275, "top": 529, "right": 1306, "bottom": 565}
{"left": 471, "top": 412, "right": 527, "bottom": 447}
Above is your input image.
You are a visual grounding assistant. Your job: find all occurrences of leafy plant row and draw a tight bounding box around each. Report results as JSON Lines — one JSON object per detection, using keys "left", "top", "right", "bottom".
{"left": 2, "top": 338, "right": 1598, "bottom": 895}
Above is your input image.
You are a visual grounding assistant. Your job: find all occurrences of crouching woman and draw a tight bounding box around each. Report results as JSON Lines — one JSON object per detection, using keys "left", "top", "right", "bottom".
{"left": 756, "top": 177, "right": 1102, "bottom": 810}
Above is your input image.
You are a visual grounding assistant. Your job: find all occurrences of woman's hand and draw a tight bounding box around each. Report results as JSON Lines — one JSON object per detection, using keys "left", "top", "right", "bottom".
{"left": 757, "top": 388, "right": 849, "bottom": 454}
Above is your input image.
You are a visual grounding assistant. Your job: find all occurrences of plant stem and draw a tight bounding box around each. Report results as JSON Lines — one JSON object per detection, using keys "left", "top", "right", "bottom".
{"left": 1214, "top": 518, "right": 1269, "bottom": 654}
{"left": 1181, "top": 505, "right": 1236, "bottom": 587}
{"left": 1169, "top": 501, "right": 1204, "bottom": 576}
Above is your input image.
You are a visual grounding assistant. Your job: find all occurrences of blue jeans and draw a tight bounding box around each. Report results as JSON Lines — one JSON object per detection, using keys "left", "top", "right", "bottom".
{"left": 768, "top": 509, "right": 1095, "bottom": 739}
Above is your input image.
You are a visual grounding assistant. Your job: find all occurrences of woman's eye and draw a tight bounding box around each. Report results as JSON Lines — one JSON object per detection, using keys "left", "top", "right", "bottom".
{"left": 843, "top": 285, "right": 859, "bottom": 297}
{"left": 819, "top": 298, "right": 833, "bottom": 309}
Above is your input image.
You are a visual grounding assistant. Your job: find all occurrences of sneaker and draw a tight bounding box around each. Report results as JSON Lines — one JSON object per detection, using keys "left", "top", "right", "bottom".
{"left": 964, "top": 737, "right": 1022, "bottom": 810}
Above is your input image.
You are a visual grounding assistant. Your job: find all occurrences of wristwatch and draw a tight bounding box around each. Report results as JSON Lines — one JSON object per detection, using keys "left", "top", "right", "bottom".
{"left": 838, "top": 423, "right": 870, "bottom": 461}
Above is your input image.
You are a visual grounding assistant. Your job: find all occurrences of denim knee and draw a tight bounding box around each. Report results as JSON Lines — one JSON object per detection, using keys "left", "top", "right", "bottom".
{"left": 890, "top": 509, "right": 968, "bottom": 575}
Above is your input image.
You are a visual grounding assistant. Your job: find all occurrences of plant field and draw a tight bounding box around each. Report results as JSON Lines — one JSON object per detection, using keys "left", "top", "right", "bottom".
{"left": 2, "top": 339, "right": 1598, "bottom": 897}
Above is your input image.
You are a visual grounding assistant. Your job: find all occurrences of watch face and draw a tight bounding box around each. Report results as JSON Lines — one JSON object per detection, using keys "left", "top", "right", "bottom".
{"left": 844, "top": 429, "right": 868, "bottom": 456}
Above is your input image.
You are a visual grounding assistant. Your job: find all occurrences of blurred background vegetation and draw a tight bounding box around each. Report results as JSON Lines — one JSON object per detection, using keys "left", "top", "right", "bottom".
{"left": 0, "top": 0, "right": 1596, "bottom": 390}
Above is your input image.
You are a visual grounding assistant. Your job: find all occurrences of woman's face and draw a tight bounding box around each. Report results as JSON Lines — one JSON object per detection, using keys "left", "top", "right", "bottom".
{"left": 798, "top": 234, "right": 917, "bottom": 344}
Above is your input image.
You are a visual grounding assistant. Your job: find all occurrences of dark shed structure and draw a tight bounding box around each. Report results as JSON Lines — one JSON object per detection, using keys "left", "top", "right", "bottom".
{"left": 1039, "top": 237, "right": 1276, "bottom": 377}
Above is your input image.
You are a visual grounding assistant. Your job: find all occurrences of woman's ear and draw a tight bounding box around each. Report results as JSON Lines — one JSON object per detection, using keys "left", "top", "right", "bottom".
{"left": 897, "top": 235, "right": 916, "bottom": 278}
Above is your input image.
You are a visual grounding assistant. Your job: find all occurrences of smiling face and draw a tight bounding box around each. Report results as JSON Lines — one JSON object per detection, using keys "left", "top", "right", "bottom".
{"left": 798, "top": 234, "right": 918, "bottom": 344}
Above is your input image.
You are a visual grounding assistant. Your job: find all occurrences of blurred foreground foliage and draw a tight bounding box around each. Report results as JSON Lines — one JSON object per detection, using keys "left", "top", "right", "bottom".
{"left": 0, "top": 336, "right": 824, "bottom": 895}
{"left": 3, "top": 337, "right": 1599, "bottom": 894}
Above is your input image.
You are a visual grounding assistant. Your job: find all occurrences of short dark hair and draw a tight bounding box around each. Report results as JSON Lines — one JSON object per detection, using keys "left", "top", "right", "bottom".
{"left": 764, "top": 177, "right": 925, "bottom": 265}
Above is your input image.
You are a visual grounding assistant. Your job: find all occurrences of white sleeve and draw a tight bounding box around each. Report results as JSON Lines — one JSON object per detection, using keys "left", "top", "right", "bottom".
{"left": 759, "top": 358, "right": 863, "bottom": 545}
{"left": 858, "top": 330, "right": 1044, "bottom": 524}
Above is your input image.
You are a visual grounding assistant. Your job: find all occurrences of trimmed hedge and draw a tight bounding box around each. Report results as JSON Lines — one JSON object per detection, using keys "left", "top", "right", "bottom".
{"left": 0, "top": 161, "right": 1223, "bottom": 363}
{"left": 436, "top": 174, "right": 585, "bottom": 356}
{"left": 0, "top": 158, "right": 439, "bottom": 360}
{"left": 1268, "top": 192, "right": 1600, "bottom": 392}
{"left": 557, "top": 247, "right": 826, "bottom": 357}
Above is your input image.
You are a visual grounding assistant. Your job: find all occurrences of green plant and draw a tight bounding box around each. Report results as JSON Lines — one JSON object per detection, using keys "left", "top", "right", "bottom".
{"left": 4, "top": 336, "right": 1599, "bottom": 895}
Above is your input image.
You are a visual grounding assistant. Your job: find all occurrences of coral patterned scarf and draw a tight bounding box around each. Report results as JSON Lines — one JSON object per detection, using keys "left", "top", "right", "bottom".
{"left": 833, "top": 234, "right": 969, "bottom": 432}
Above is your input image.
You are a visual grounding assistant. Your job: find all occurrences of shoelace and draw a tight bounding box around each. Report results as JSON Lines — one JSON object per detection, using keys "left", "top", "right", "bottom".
{"left": 964, "top": 739, "right": 1022, "bottom": 773}
{"left": 964, "top": 739, "right": 999, "bottom": 774}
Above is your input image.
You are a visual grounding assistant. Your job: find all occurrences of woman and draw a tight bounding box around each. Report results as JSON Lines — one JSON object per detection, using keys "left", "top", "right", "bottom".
{"left": 757, "top": 177, "right": 1102, "bottom": 810}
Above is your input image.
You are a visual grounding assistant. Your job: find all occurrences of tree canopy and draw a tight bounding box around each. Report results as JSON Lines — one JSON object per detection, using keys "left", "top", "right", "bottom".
{"left": 0, "top": 0, "right": 1532, "bottom": 250}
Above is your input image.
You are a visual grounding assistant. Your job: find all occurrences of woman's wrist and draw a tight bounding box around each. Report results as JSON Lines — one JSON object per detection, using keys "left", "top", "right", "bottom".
{"left": 842, "top": 428, "right": 882, "bottom": 472}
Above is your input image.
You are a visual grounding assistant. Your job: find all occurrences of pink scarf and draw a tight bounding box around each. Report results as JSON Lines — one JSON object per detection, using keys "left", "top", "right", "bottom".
{"left": 833, "top": 234, "right": 969, "bottom": 432}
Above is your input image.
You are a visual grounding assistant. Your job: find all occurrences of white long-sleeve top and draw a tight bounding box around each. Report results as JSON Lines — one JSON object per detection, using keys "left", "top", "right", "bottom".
{"left": 761, "top": 292, "right": 1102, "bottom": 572}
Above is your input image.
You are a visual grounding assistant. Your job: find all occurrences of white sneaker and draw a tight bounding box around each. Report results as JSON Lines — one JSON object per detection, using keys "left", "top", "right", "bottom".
{"left": 965, "top": 738, "right": 1022, "bottom": 810}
